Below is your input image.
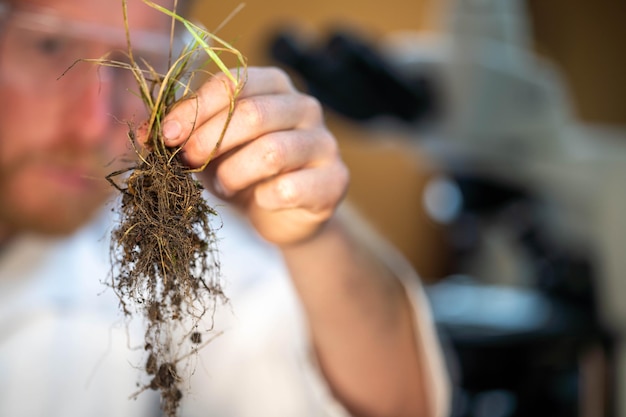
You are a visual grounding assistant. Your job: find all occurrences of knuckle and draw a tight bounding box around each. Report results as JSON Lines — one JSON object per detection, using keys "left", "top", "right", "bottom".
{"left": 274, "top": 176, "right": 298, "bottom": 206}
{"left": 237, "top": 97, "right": 267, "bottom": 129}
{"left": 301, "top": 94, "right": 323, "bottom": 118}
{"left": 261, "top": 136, "right": 287, "bottom": 175}
{"left": 266, "top": 66, "right": 293, "bottom": 89}
{"left": 322, "top": 128, "right": 339, "bottom": 154}
{"left": 312, "top": 126, "right": 340, "bottom": 161}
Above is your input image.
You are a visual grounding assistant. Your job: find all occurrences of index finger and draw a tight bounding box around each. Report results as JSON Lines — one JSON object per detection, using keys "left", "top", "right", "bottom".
{"left": 162, "top": 67, "right": 296, "bottom": 146}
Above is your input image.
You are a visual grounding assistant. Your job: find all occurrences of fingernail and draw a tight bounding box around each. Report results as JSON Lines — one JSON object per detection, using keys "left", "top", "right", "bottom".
{"left": 162, "top": 120, "right": 182, "bottom": 141}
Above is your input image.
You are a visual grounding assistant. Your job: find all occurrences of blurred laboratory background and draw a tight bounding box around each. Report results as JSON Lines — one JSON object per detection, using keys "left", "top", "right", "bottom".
{"left": 192, "top": 0, "right": 626, "bottom": 416}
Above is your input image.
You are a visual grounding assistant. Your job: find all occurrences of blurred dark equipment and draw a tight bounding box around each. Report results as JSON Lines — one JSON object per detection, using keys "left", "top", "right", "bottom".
{"left": 268, "top": 29, "right": 437, "bottom": 123}
{"left": 430, "top": 174, "right": 615, "bottom": 417}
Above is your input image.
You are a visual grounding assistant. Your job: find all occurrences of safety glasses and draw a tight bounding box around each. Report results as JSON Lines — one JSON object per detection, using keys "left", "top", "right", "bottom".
{"left": 0, "top": 2, "right": 187, "bottom": 97}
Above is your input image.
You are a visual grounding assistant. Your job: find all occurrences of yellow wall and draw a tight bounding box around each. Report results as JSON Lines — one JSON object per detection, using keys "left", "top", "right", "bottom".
{"left": 526, "top": 0, "right": 626, "bottom": 126}
{"left": 190, "top": 0, "right": 443, "bottom": 65}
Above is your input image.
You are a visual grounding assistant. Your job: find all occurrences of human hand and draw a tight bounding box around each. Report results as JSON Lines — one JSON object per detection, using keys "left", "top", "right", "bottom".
{"left": 161, "top": 67, "right": 349, "bottom": 245}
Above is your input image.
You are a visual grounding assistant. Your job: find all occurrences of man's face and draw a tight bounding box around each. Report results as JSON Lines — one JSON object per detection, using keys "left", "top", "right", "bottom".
{"left": 0, "top": 0, "right": 174, "bottom": 236}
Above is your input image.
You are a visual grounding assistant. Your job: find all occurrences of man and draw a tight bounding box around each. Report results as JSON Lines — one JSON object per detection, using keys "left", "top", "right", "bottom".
{"left": 0, "top": 0, "right": 449, "bottom": 416}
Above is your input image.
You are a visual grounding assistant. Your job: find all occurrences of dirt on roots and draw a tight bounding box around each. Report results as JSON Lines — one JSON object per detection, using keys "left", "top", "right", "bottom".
{"left": 109, "top": 149, "right": 226, "bottom": 416}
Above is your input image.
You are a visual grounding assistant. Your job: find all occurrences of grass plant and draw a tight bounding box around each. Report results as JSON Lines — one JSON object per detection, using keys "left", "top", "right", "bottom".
{"left": 97, "top": 1, "right": 247, "bottom": 415}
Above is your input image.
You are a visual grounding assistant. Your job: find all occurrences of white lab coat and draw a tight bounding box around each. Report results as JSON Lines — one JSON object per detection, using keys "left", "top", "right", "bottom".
{"left": 0, "top": 197, "right": 448, "bottom": 417}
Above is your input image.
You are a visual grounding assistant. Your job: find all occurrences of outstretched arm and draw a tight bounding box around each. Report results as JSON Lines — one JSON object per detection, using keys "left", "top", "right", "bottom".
{"left": 280, "top": 203, "right": 449, "bottom": 417}
{"left": 162, "top": 66, "right": 449, "bottom": 417}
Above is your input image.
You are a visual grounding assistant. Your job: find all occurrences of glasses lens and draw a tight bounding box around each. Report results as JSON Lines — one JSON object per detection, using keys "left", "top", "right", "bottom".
{"left": 0, "top": 10, "right": 174, "bottom": 95}
{"left": 0, "top": 22, "right": 83, "bottom": 90}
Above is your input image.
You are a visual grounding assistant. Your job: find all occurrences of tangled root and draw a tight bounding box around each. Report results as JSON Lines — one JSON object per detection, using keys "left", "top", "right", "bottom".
{"left": 109, "top": 150, "right": 225, "bottom": 416}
